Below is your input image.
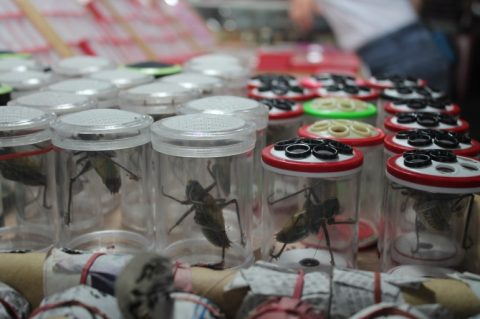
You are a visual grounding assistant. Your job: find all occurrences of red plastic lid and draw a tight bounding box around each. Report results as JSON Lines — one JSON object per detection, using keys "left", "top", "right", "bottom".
{"left": 386, "top": 151, "right": 480, "bottom": 192}
{"left": 262, "top": 138, "right": 363, "bottom": 176}
{"left": 384, "top": 101, "right": 461, "bottom": 116}
{"left": 362, "top": 75, "right": 426, "bottom": 89}
{"left": 260, "top": 99, "right": 304, "bottom": 120}
{"left": 380, "top": 86, "right": 445, "bottom": 101}
{"left": 384, "top": 113, "right": 469, "bottom": 133}
{"left": 384, "top": 131, "right": 480, "bottom": 157}
{"left": 248, "top": 74, "right": 299, "bottom": 89}
{"left": 298, "top": 120, "right": 385, "bottom": 147}
{"left": 249, "top": 86, "right": 316, "bottom": 102}
{"left": 316, "top": 85, "right": 379, "bottom": 101}
{"left": 299, "top": 72, "right": 359, "bottom": 89}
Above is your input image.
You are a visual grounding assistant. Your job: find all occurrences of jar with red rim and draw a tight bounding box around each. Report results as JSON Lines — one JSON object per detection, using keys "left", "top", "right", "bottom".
{"left": 248, "top": 74, "right": 316, "bottom": 102}
{"left": 363, "top": 75, "right": 426, "bottom": 90}
{"left": 384, "top": 112, "right": 470, "bottom": 134}
{"left": 299, "top": 72, "right": 360, "bottom": 90}
{"left": 384, "top": 130, "right": 480, "bottom": 159}
{"left": 378, "top": 85, "right": 445, "bottom": 127}
{"left": 298, "top": 120, "right": 385, "bottom": 249}
{"left": 315, "top": 82, "right": 379, "bottom": 107}
{"left": 381, "top": 150, "right": 480, "bottom": 276}
{"left": 261, "top": 99, "right": 304, "bottom": 145}
{"left": 262, "top": 137, "right": 363, "bottom": 268}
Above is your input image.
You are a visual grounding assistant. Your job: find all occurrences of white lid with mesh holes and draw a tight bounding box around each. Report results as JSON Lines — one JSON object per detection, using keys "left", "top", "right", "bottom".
{"left": 179, "top": 96, "right": 269, "bottom": 130}
{"left": 9, "top": 91, "right": 97, "bottom": 115}
{"left": 0, "top": 106, "right": 55, "bottom": 146}
{"left": 0, "top": 58, "right": 44, "bottom": 73}
{"left": 0, "top": 71, "right": 53, "bottom": 91}
{"left": 185, "top": 63, "right": 249, "bottom": 87}
{"left": 52, "top": 56, "right": 116, "bottom": 77}
{"left": 118, "top": 82, "right": 199, "bottom": 116}
{"left": 47, "top": 79, "right": 119, "bottom": 102}
{"left": 160, "top": 73, "right": 224, "bottom": 95}
{"left": 51, "top": 109, "right": 153, "bottom": 151}
{"left": 150, "top": 113, "right": 256, "bottom": 158}
{"left": 187, "top": 54, "right": 243, "bottom": 66}
{"left": 88, "top": 68, "right": 154, "bottom": 90}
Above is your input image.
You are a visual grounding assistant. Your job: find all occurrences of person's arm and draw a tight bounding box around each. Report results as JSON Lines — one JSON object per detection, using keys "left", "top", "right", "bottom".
{"left": 410, "top": 0, "right": 424, "bottom": 12}
{"left": 288, "top": 0, "right": 320, "bottom": 33}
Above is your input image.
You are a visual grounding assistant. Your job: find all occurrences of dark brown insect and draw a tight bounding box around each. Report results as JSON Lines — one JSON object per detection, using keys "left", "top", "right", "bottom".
{"left": 162, "top": 161, "right": 244, "bottom": 270}
{"left": 268, "top": 184, "right": 355, "bottom": 266}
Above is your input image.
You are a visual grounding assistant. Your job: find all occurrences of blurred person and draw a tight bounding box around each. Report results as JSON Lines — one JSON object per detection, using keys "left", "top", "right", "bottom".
{"left": 289, "top": 0, "right": 451, "bottom": 91}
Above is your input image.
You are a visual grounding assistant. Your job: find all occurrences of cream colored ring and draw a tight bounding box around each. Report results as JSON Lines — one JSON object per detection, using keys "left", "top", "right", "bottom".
{"left": 309, "top": 120, "right": 330, "bottom": 132}
{"left": 328, "top": 124, "right": 350, "bottom": 137}
{"left": 314, "top": 99, "right": 336, "bottom": 110}
{"left": 331, "top": 119, "right": 352, "bottom": 126}
{"left": 351, "top": 122, "right": 372, "bottom": 137}
{"left": 338, "top": 100, "right": 356, "bottom": 112}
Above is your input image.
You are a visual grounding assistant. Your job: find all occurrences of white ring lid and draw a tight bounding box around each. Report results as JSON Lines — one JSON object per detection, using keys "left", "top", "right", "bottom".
{"left": 382, "top": 86, "right": 445, "bottom": 101}
{"left": 47, "top": 79, "right": 119, "bottom": 101}
{"left": 179, "top": 96, "right": 269, "bottom": 130}
{"left": 9, "top": 91, "right": 97, "bottom": 115}
{"left": 51, "top": 108, "right": 153, "bottom": 151}
{"left": 160, "top": 73, "right": 224, "bottom": 95}
{"left": 52, "top": 55, "right": 116, "bottom": 77}
{"left": 151, "top": 113, "right": 256, "bottom": 158}
{"left": 186, "top": 63, "right": 249, "bottom": 82}
{"left": 0, "top": 106, "right": 55, "bottom": 146}
{"left": 88, "top": 68, "right": 154, "bottom": 90}
{"left": 0, "top": 71, "right": 53, "bottom": 91}
{"left": 0, "top": 58, "right": 44, "bottom": 73}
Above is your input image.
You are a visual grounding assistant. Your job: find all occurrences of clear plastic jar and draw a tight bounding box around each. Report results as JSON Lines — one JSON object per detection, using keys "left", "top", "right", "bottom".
{"left": 160, "top": 73, "right": 225, "bottom": 97}
{"left": 178, "top": 96, "right": 269, "bottom": 252}
{"left": 382, "top": 150, "right": 480, "bottom": 275}
{"left": 298, "top": 120, "right": 385, "bottom": 249}
{"left": 300, "top": 72, "right": 359, "bottom": 89}
{"left": 363, "top": 75, "right": 426, "bottom": 90}
{"left": 47, "top": 79, "right": 119, "bottom": 108}
{"left": 303, "top": 97, "right": 377, "bottom": 126}
{"left": 262, "top": 138, "right": 363, "bottom": 268}
{"left": 151, "top": 113, "right": 256, "bottom": 269}
{"left": 0, "top": 106, "right": 55, "bottom": 252}
{"left": 0, "top": 71, "right": 54, "bottom": 99}
{"left": 51, "top": 109, "right": 154, "bottom": 253}
{"left": 260, "top": 99, "right": 304, "bottom": 145}
{"left": 125, "top": 61, "right": 182, "bottom": 78}
{"left": 185, "top": 63, "right": 249, "bottom": 96}
{"left": 384, "top": 130, "right": 480, "bottom": 159}
{"left": 378, "top": 86, "right": 445, "bottom": 127}
{"left": 0, "top": 84, "right": 12, "bottom": 105}
{"left": 384, "top": 112, "right": 470, "bottom": 134}
{"left": 88, "top": 68, "right": 154, "bottom": 90}
{"left": 0, "top": 57, "right": 44, "bottom": 73}
{"left": 52, "top": 56, "right": 116, "bottom": 78}
{"left": 384, "top": 99, "right": 461, "bottom": 119}
{"left": 8, "top": 91, "right": 97, "bottom": 116}
{"left": 119, "top": 82, "right": 199, "bottom": 120}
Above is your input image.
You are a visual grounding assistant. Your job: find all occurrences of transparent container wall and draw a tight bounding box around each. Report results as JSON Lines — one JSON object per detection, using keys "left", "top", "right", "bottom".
{"left": 267, "top": 118, "right": 303, "bottom": 146}
{"left": 155, "top": 152, "right": 254, "bottom": 269}
{"left": 357, "top": 145, "right": 384, "bottom": 248}
{"left": 0, "top": 141, "right": 54, "bottom": 252}
{"left": 252, "top": 129, "right": 267, "bottom": 252}
{"left": 225, "top": 84, "right": 248, "bottom": 97}
{"left": 381, "top": 182, "right": 473, "bottom": 272}
{"left": 263, "top": 170, "right": 360, "bottom": 268}
{"left": 376, "top": 98, "right": 390, "bottom": 128}
{"left": 56, "top": 145, "right": 153, "bottom": 253}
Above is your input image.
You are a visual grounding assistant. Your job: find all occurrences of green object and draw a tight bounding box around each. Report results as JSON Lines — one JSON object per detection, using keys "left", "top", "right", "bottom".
{"left": 124, "top": 61, "right": 182, "bottom": 78}
{"left": 0, "top": 52, "right": 32, "bottom": 59}
{"left": 0, "top": 84, "right": 13, "bottom": 95}
{"left": 303, "top": 98, "right": 377, "bottom": 120}
{"left": 0, "top": 84, "right": 12, "bottom": 105}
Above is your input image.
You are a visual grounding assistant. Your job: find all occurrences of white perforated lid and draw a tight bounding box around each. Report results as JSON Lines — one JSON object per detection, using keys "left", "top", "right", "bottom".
{"left": 118, "top": 82, "right": 199, "bottom": 116}
{"left": 0, "top": 58, "right": 44, "bottom": 73}
{"left": 0, "top": 71, "right": 53, "bottom": 91}
{"left": 47, "top": 79, "right": 119, "bottom": 102}
{"left": 186, "top": 63, "right": 249, "bottom": 87}
{"left": 9, "top": 91, "right": 97, "bottom": 115}
{"left": 0, "top": 106, "right": 55, "bottom": 146}
{"left": 89, "top": 68, "right": 154, "bottom": 90}
{"left": 52, "top": 56, "right": 116, "bottom": 77}
{"left": 179, "top": 96, "right": 269, "bottom": 130}
{"left": 51, "top": 108, "right": 153, "bottom": 151}
{"left": 150, "top": 113, "right": 256, "bottom": 157}
{"left": 160, "top": 73, "right": 224, "bottom": 95}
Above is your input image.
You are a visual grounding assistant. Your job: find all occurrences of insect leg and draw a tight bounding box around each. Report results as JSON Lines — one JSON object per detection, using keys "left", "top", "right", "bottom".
{"left": 97, "top": 153, "right": 140, "bottom": 181}
{"left": 161, "top": 187, "right": 191, "bottom": 205}
{"left": 267, "top": 186, "right": 309, "bottom": 206}
{"left": 412, "top": 216, "right": 421, "bottom": 254}
{"left": 66, "top": 160, "right": 92, "bottom": 225}
{"left": 462, "top": 194, "right": 475, "bottom": 249}
{"left": 220, "top": 198, "right": 245, "bottom": 246}
{"left": 168, "top": 206, "right": 195, "bottom": 234}
{"left": 320, "top": 220, "right": 335, "bottom": 266}
{"left": 270, "top": 243, "right": 287, "bottom": 260}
